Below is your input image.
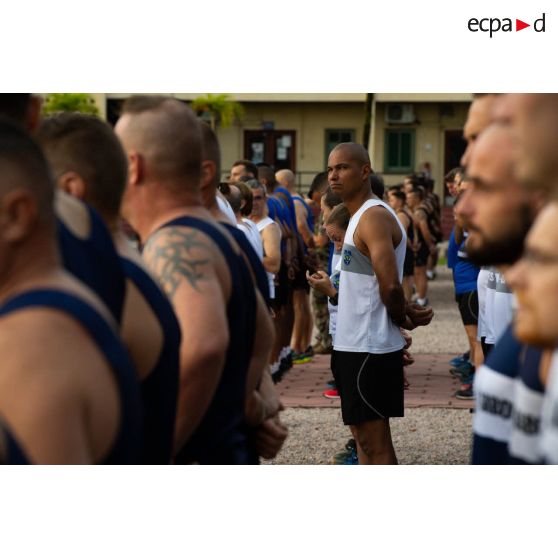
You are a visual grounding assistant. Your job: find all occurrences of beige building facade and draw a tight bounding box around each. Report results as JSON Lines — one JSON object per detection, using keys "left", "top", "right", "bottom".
{"left": 94, "top": 93, "right": 472, "bottom": 202}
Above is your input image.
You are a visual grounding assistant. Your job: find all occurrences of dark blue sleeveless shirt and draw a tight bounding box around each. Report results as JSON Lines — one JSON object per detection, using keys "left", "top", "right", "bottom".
{"left": 120, "top": 258, "right": 180, "bottom": 464}
{"left": 291, "top": 194, "right": 315, "bottom": 233}
{"left": 472, "top": 325, "right": 521, "bottom": 464}
{"left": 0, "top": 289, "right": 142, "bottom": 464}
{"left": 274, "top": 186, "right": 297, "bottom": 229}
{"left": 57, "top": 202, "right": 126, "bottom": 324}
{"left": 158, "top": 216, "right": 256, "bottom": 464}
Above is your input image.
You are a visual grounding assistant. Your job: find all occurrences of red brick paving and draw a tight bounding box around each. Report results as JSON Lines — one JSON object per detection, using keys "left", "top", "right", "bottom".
{"left": 277, "top": 353, "right": 474, "bottom": 410}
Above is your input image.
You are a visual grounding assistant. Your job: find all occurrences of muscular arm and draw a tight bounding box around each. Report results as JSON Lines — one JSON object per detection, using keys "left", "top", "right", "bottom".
{"left": 261, "top": 222, "right": 282, "bottom": 274}
{"left": 355, "top": 207, "right": 406, "bottom": 325}
{"left": 294, "top": 199, "right": 315, "bottom": 249}
{"left": 143, "top": 227, "right": 229, "bottom": 454}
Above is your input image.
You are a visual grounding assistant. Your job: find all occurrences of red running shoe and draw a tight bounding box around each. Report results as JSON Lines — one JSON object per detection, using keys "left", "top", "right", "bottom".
{"left": 323, "top": 389, "right": 340, "bottom": 399}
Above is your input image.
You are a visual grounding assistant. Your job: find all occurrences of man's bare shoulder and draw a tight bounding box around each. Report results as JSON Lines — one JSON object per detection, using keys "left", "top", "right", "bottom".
{"left": 143, "top": 223, "right": 230, "bottom": 301}
{"left": 359, "top": 204, "right": 398, "bottom": 231}
{"left": 0, "top": 309, "right": 112, "bottom": 381}
{"left": 0, "top": 308, "right": 119, "bottom": 464}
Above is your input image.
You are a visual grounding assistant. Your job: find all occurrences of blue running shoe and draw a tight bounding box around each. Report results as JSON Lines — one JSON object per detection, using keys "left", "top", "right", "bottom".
{"left": 450, "top": 350, "right": 470, "bottom": 368}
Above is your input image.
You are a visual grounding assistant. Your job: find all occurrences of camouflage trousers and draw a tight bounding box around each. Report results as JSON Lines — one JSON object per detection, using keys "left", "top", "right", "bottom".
{"left": 311, "top": 246, "right": 332, "bottom": 351}
{"left": 312, "top": 289, "right": 332, "bottom": 351}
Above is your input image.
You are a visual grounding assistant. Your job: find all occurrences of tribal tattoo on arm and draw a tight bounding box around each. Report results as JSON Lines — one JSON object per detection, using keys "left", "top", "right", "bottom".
{"left": 143, "top": 227, "right": 211, "bottom": 299}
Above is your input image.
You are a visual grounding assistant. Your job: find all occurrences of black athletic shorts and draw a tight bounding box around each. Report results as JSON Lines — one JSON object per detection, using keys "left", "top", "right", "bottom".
{"left": 414, "top": 243, "right": 429, "bottom": 268}
{"left": 331, "top": 349, "right": 404, "bottom": 425}
{"left": 455, "top": 290, "right": 479, "bottom": 326}
{"left": 292, "top": 261, "right": 310, "bottom": 292}
{"left": 403, "top": 248, "right": 415, "bottom": 277}
{"left": 272, "top": 262, "right": 289, "bottom": 310}
{"left": 481, "top": 337, "right": 494, "bottom": 359}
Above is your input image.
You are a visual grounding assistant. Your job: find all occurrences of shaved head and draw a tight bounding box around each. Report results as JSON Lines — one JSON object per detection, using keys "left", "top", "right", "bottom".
{"left": 115, "top": 95, "right": 202, "bottom": 191}
{"left": 331, "top": 142, "right": 371, "bottom": 167}
{"left": 275, "top": 169, "right": 295, "bottom": 191}
{"left": 0, "top": 117, "right": 54, "bottom": 223}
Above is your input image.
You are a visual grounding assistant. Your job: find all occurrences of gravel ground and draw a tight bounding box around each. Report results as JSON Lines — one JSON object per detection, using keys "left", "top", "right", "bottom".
{"left": 407, "top": 266, "right": 469, "bottom": 354}
{"left": 265, "top": 265, "right": 474, "bottom": 465}
{"left": 263, "top": 407, "right": 472, "bottom": 465}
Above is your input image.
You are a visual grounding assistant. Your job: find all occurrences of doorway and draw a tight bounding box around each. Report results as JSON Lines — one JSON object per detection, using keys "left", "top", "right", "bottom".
{"left": 244, "top": 130, "right": 296, "bottom": 172}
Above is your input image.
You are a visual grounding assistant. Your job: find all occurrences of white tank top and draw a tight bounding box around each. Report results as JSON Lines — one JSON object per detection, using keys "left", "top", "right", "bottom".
{"left": 485, "top": 268, "right": 514, "bottom": 344}
{"left": 239, "top": 218, "right": 264, "bottom": 261}
{"left": 215, "top": 194, "right": 236, "bottom": 225}
{"left": 256, "top": 217, "right": 280, "bottom": 300}
{"left": 334, "top": 198, "right": 406, "bottom": 354}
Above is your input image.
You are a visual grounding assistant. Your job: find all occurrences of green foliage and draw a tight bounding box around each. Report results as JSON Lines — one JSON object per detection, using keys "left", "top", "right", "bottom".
{"left": 42, "top": 93, "right": 100, "bottom": 116}
{"left": 191, "top": 93, "right": 244, "bottom": 129}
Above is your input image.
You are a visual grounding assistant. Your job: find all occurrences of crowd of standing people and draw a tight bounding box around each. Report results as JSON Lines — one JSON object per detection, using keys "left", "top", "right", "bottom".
{"left": 0, "top": 93, "right": 556, "bottom": 465}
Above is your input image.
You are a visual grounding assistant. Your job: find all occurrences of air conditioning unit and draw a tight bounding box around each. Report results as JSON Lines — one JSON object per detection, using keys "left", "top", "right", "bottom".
{"left": 386, "top": 103, "right": 415, "bottom": 124}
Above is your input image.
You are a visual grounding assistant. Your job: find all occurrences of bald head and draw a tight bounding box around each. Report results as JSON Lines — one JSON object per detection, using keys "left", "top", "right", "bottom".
{"left": 275, "top": 169, "right": 295, "bottom": 191}
{"left": 115, "top": 95, "right": 202, "bottom": 191}
{"left": 330, "top": 142, "right": 371, "bottom": 166}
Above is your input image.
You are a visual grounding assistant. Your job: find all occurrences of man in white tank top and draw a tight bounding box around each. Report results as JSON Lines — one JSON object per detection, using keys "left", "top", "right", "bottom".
{"left": 249, "top": 182, "right": 281, "bottom": 301}
{"left": 327, "top": 142, "right": 432, "bottom": 465}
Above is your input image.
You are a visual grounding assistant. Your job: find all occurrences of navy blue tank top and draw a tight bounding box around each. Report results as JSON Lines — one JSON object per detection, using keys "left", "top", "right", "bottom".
{"left": 222, "top": 223, "right": 270, "bottom": 306}
{"left": 57, "top": 203, "right": 126, "bottom": 324}
{"left": 0, "top": 289, "right": 142, "bottom": 465}
{"left": 274, "top": 187, "right": 297, "bottom": 229}
{"left": 120, "top": 258, "right": 180, "bottom": 464}
{"left": 2, "top": 425, "right": 28, "bottom": 465}
{"left": 472, "top": 325, "right": 521, "bottom": 465}
{"left": 158, "top": 216, "right": 256, "bottom": 464}
{"left": 292, "top": 194, "right": 315, "bottom": 233}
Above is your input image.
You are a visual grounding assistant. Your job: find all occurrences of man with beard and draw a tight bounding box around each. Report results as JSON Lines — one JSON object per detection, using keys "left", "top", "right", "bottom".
{"left": 495, "top": 94, "right": 558, "bottom": 463}
{"left": 460, "top": 95, "right": 500, "bottom": 360}
{"left": 456, "top": 123, "right": 546, "bottom": 463}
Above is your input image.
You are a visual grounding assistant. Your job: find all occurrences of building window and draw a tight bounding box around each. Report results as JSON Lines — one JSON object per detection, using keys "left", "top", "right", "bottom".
{"left": 325, "top": 129, "right": 355, "bottom": 164}
{"left": 384, "top": 129, "right": 415, "bottom": 173}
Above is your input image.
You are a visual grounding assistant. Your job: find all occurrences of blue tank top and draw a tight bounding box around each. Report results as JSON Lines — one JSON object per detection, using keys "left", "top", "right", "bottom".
{"left": 266, "top": 198, "right": 279, "bottom": 221}
{"left": 453, "top": 235, "right": 479, "bottom": 294}
{"left": 119, "top": 258, "right": 181, "bottom": 464}
{"left": 0, "top": 289, "right": 142, "bottom": 464}
{"left": 57, "top": 203, "right": 126, "bottom": 324}
{"left": 291, "top": 194, "right": 315, "bottom": 232}
{"left": 447, "top": 228, "right": 459, "bottom": 270}
{"left": 274, "top": 187, "right": 297, "bottom": 228}
{"left": 159, "top": 216, "right": 256, "bottom": 464}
